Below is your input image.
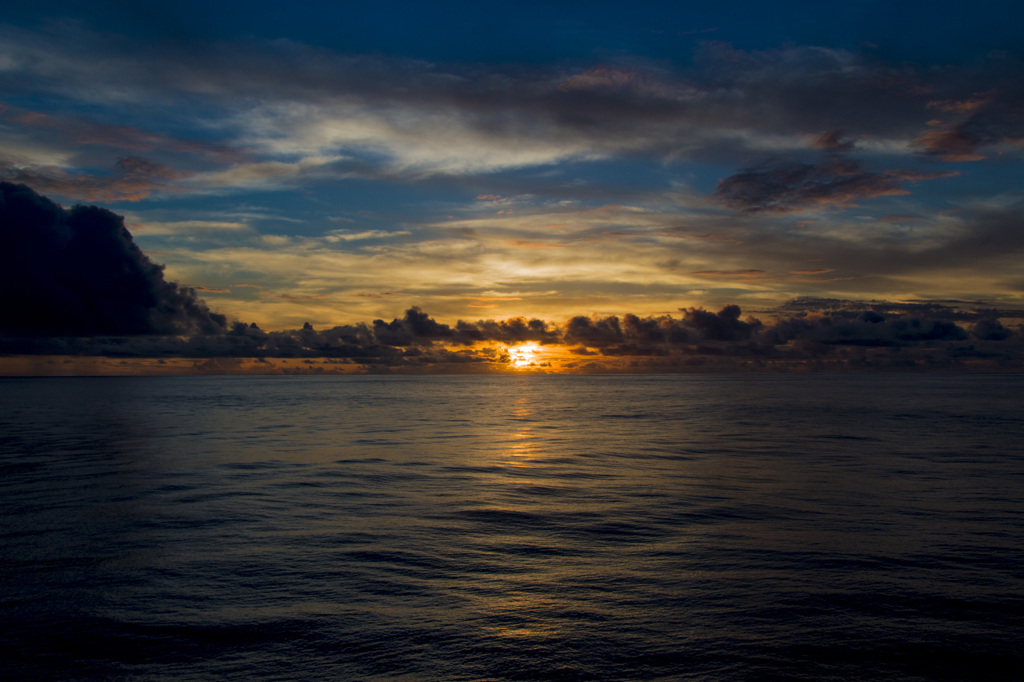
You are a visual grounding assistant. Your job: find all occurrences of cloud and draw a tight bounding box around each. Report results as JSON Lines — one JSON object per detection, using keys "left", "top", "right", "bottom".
{"left": 914, "top": 128, "right": 988, "bottom": 162}
{"left": 129, "top": 219, "right": 251, "bottom": 235}
{"left": 5, "top": 299, "right": 1019, "bottom": 372}
{"left": 99, "top": 192, "right": 1024, "bottom": 331}
{"left": 972, "top": 318, "right": 1012, "bottom": 341}
{"left": 713, "top": 157, "right": 957, "bottom": 214}
{"left": 681, "top": 304, "right": 762, "bottom": 342}
{"left": 2, "top": 24, "right": 1017, "bottom": 186}
{"left": 810, "top": 130, "right": 855, "bottom": 152}
{"left": 773, "top": 296, "right": 1024, "bottom": 323}
{"left": 372, "top": 306, "right": 455, "bottom": 346}
{"left": 564, "top": 315, "right": 627, "bottom": 346}
{"left": 691, "top": 269, "right": 768, "bottom": 280}
{"left": 914, "top": 88, "right": 1024, "bottom": 161}
{"left": 2, "top": 105, "right": 242, "bottom": 161}
{"left": 763, "top": 311, "right": 968, "bottom": 348}
{"left": 454, "top": 316, "right": 560, "bottom": 345}
{"left": 0, "top": 180, "right": 1015, "bottom": 370}
{"left": 324, "top": 229, "right": 410, "bottom": 243}
{"left": 0, "top": 182, "right": 226, "bottom": 335}
{"left": 1, "top": 156, "right": 183, "bottom": 202}
{"left": 6, "top": 175, "right": 1008, "bottom": 336}
{"left": 187, "top": 155, "right": 349, "bottom": 191}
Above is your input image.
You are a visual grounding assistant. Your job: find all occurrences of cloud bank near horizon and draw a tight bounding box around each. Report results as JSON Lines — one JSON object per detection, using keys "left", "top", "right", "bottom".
{"left": 1, "top": 183, "right": 1020, "bottom": 373}
{"left": 3, "top": 300, "right": 1021, "bottom": 373}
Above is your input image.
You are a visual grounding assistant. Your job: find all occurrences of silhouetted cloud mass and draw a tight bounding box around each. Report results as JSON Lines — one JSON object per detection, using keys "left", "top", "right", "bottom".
{"left": 0, "top": 182, "right": 226, "bottom": 335}
{"left": 682, "top": 305, "right": 761, "bottom": 341}
{"left": 2, "top": 298, "right": 1021, "bottom": 371}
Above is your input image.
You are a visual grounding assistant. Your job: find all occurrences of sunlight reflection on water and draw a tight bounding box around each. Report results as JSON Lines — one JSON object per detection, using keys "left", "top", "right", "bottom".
{"left": 1, "top": 374, "right": 1023, "bottom": 680}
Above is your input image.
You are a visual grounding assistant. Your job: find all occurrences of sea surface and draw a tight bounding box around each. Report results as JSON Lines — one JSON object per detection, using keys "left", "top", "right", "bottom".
{"left": 1, "top": 373, "right": 1022, "bottom": 681}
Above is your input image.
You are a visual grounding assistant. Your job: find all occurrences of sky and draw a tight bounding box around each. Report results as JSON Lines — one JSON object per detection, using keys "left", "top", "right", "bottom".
{"left": 1, "top": 1, "right": 1023, "bottom": 373}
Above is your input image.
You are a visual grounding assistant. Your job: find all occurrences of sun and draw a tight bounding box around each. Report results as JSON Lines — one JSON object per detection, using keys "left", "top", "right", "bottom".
{"left": 508, "top": 343, "right": 540, "bottom": 369}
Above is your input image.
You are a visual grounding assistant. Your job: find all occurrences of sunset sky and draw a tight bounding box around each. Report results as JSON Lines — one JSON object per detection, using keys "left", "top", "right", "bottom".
{"left": 1, "top": 1, "right": 1023, "bottom": 373}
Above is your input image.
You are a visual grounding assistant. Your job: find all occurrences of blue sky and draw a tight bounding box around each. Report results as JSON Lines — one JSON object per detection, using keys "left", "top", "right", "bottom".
{"left": 1, "top": 0, "right": 1022, "bottom": 346}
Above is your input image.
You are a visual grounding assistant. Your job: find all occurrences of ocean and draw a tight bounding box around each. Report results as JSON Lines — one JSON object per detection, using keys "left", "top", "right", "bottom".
{"left": 1, "top": 374, "right": 1022, "bottom": 680}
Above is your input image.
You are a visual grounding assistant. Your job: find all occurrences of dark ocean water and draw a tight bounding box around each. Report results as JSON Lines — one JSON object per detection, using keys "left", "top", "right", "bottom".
{"left": 1, "top": 373, "right": 1022, "bottom": 681}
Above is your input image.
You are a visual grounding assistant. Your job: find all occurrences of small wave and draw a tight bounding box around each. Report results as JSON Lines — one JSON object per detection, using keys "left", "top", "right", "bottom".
{"left": 814, "top": 434, "right": 883, "bottom": 442}
{"left": 455, "top": 507, "right": 550, "bottom": 529}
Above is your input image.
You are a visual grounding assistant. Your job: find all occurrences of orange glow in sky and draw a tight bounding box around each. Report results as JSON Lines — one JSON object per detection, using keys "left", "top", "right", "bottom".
{"left": 508, "top": 343, "right": 541, "bottom": 369}
{"left": 1, "top": 3, "right": 1023, "bottom": 374}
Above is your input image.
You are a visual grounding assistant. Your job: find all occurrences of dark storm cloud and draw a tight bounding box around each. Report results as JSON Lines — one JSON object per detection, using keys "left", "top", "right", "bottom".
{"left": 0, "top": 182, "right": 225, "bottom": 335}
{"left": 713, "top": 157, "right": 956, "bottom": 214}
